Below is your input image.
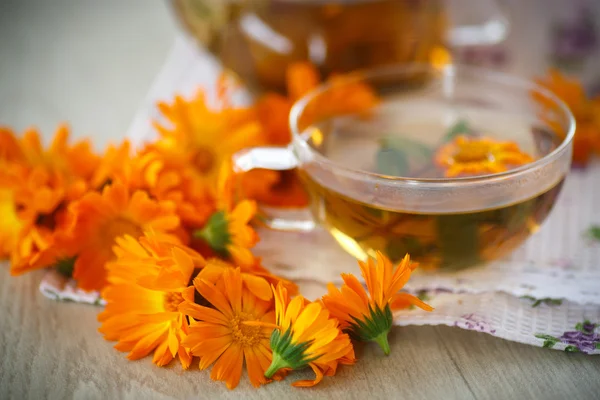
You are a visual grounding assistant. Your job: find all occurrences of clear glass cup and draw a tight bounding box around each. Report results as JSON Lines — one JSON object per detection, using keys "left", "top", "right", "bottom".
{"left": 233, "top": 64, "right": 575, "bottom": 270}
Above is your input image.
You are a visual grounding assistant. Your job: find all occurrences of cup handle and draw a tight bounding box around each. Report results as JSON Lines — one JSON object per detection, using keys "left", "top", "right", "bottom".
{"left": 232, "top": 146, "right": 316, "bottom": 232}
{"left": 446, "top": 0, "right": 509, "bottom": 47}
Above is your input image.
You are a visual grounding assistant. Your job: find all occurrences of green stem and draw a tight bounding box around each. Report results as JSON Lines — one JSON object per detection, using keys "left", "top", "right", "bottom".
{"left": 264, "top": 352, "right": 291, "bottom": 379}
{"left": 373, "top": 331, "right": 391, "bottom": 356}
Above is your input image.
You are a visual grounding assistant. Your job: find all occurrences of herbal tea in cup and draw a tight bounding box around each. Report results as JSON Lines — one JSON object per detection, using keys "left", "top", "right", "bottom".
{"left": 233, "top": 64, "right": 575, "bottom": 270}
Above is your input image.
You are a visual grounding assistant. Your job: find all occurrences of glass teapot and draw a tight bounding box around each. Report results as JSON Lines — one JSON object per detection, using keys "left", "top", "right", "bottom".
{"left": 172, "top": 0, "right": 508, "bottom": 92}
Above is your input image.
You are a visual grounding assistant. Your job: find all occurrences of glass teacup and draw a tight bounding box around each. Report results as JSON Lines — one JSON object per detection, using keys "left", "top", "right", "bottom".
{"left": 233, "top": 64, "right": 575, "bottom": 270}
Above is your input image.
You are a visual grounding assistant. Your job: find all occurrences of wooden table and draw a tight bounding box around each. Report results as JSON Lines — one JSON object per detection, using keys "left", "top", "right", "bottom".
{"left": 1, "top": 1, "right": 599, "bottom": 399}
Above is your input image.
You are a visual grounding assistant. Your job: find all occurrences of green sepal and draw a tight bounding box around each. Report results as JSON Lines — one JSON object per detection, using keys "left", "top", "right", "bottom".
{"left": 193, "top": 211, "right": 231, "bottom": 257}
{"left": 265, "top": 326, "right": 317, "bottom": 378}
{"left": 55, "top": 257, "right": 77, "bottom": 278}
{"left": 346, "top": 303, "right": 393, "bottom": 348}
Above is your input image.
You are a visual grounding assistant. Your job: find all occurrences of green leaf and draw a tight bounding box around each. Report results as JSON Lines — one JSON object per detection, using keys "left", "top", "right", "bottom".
{"left": 575, "top": 322, "right": 584, "bottom": 332}
{"left": 546, "top": 298, "right": 563, "bottom": 306}
{"left": 376, "top": 147, "right": 410, "bottom": 176}
{"left": 532, "top": 300, "right": 542, "bottom": 308}
{"left": 535, "top": 333, "right": 559, "bottom": 348}
{"left": 595, "top": 342, "right": 600, "bottom": 350}
{"left": 564, "top": 345, "right": 580, "bottom": 352}
{"left": 444, "top": 119, "right": 471, "bottom": 141}
{"left": 535, "top": 334, "right": 558, "bottom": 341}
{"left": 375, "top": 136, "right": 434, "bottom": 176}
{"left": 586, "top": 225, "right": 600, "bottom": 241}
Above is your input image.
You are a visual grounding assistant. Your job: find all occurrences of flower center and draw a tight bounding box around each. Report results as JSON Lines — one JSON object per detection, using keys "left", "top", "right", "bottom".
{"left": 163, "top": 292, "right": 184, "bottom": 312}
{"left": 230, "top": 312, "right": 262, "bottom": 347}
{"left": 452, "top": 142, "right": 495, "bottom": 163}
{"left": 193, "top": 147, "right": 216, "bottom": 173}
{"left": 103, "top": 217, "right": 143, "bottom": 245}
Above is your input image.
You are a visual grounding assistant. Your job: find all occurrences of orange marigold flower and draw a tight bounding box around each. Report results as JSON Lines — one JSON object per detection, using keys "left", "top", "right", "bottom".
{"left": 535, "top": 69, "right": 600, "bottom": 166}
{"left": 60, "top": 181, "right": 181, "bottom": 291}
{"left": 0, "top": 187, "right": 21, "bottom": 258}
{"left": 129, "top": 148, "right": 216, "bottom": 230}
{"left": 90, "top": 140, "right": 133, "bottom": 190}
{"left": 98, "top": 233, "right": 204, "bottom": 368}
{"left": 435, "top": 135, "right": 534, "bottom": 177}
{"left": 179, "top": 268, "right": 276, "bottom": 389}
{"left": 264, "top": 283, "right": 355, "bottom": 387}
{"left": 322, "top": 252, "right": 432, "bottom": 355}
{"left": 152, "top": 89, "right": 265, "bottom": 186}
{"left": 195, "top": 257, "right": 298, "bottom": 301}
{"left": 193, "top": 162, "right": 258, "bottom": 266}
{"left": 240, "top": 169, "right": 309, "bottom": 208}
{"left": 286, "top": 62, "right": 321, "bottom": 102}
{"left": 2, "top": 125, "right": 98, "bottom": 262}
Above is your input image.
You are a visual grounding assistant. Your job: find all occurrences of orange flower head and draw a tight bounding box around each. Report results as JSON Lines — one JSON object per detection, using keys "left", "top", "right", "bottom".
{"left": 535, "top": 69, "right": 600, "bottom": 166}
{"left": 2, "top": 125, "right": 99, "bottom": 263}
{"left": 98, "top": 232, "right": 205, "bottom": 369}
{"left": 90, "top": 140, "right": 133, "bottom": 190}
{"left": 193, "top": 162, "right": 258, "bottom": 266}
{"left": 195, "top": 257, "right": 298, "bottom": 301}
{"left": 322, "top": 252, "right": 433, "bottom": 355}
{"left": 58, "top": 181, "right": 180, "bottom": 291}
{"left": 0, "top": 187, "right": 22, "bottom": 257}
{"left": 179, "top": 268, "right": 276, "bottom": 389}
{"left": 264, "top": 283, "right": 355, "bottom": 387}
{"left": 435, "top": 135, "right": 534, "bottom": 177}
{"left": 152, "top": 88, "right": 265, "bottom": 186}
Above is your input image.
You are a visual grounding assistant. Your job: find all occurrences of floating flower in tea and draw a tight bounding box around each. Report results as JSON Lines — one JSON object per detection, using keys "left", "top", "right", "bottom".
{"left": 435, "top": 135, "right": 534, "bottom": 177}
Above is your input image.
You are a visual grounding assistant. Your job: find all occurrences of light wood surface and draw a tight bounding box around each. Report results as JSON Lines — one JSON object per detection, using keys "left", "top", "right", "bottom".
{"left": 1, "top": 1, "right": 599, "bottom": 399}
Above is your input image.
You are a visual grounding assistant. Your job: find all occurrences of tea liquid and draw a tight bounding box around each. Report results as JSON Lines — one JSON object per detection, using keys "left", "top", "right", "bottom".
{"left": 300, "top": 110, "right": 564, "bottom": 270}
{"left": 302, "top": 176, "right": 563, "bottom": 270}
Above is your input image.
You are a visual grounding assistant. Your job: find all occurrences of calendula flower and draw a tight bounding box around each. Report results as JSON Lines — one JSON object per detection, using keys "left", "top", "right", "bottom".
{"left": 535, "top": 69, "right": 600, "bottom": 166}
{"left": 59, "top": 181, "right": 180, "bottom": 291}
{"left": 129, "top": 148, "right": 216, "bottom": 230}
{"left": 89, "top": 140, "right": 133, "bottom": 190}
{"left": 196, "top": 257, "right": 298, "bottom": 301}
{"left": 3, "top": 125, "right": 97, "bottom": 265}
{"left": 264, "top": 283, "right": 355, "bottom": 387}
{"left": 152, "top": 88, "right": 265, "bottom": 186}
{"left": 435, "top": 135, "right": 534, "bottom": 177}
{"left": 98, "top": 232, "right": 205, "bottom": 368}
{"left": 0, "top": 187, "right": 22, "bottom": 257}
{"left": 322, "top": 252, "right": 433, "bottom": 355}
{"left": 179, "top": 267, "right": 275, "bottom": 389}
{"left": 193, "top": 162, "right": 258, "bottom": 266}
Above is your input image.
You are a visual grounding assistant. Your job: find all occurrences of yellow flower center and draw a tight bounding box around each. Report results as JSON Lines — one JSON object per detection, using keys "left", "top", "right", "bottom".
{"left": 230, "top": 312, "right": 262, "bottom": 347}
{"left": 102, "top": 217, "right": 143, "bottom": 246}
{"left": 452, "top": 142, "right": 495, "bottom": 163}
{"left": 193, "top": 147, "right": 216, "bottom": 173}
{"left": 163, "top": 292, "right": 184, "bottom": 312}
